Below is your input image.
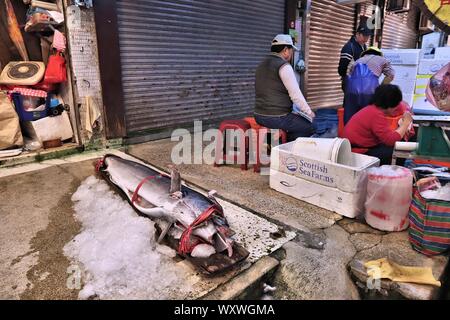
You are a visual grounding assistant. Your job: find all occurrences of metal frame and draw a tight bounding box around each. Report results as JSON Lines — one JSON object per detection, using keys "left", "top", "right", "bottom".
{"left": 303, "top": 0, "right": 312, "bottom": 98}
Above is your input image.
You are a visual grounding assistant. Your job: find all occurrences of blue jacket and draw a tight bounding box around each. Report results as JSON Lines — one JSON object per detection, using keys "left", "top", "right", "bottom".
{"left": 338, "top": 36, "right": 367, "bottom": 81}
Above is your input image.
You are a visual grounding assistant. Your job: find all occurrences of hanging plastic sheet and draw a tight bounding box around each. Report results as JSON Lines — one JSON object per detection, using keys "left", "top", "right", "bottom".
{"left": 426, "top": 62, "right": 450, "bottom": 112}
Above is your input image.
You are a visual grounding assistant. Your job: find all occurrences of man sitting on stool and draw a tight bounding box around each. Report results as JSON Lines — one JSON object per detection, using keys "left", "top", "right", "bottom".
{"left": 254, "top": 34, "right": 315, "bottom": 142}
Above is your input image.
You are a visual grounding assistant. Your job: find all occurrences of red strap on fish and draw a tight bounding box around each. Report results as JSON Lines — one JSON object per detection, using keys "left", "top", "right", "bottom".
{"left": 95, "top": 159, "right": 104, "bottom": 172}
{"left": 131, "top": 175, "right": 162, "bottom": 204}
{"left": 178, "top": 204, "right": 221, "bottom": 255}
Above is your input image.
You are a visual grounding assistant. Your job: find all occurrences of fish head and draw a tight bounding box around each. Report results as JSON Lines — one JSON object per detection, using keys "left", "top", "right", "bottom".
{"left": 168, "top": 200, "right": 218, "bottom": 244}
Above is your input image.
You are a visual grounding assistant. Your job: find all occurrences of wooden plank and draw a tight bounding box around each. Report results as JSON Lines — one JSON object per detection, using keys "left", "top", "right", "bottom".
{"left": 93, "top": 0, "right": 126, "bottom": 139}
{"left": 0, "top": 1, "right": 21, "bottom": 66}
{"left": 9, "top": 0, "right": 42, "bottom": 61}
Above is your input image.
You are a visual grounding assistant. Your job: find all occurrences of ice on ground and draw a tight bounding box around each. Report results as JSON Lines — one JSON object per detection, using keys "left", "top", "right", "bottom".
{"left": 64, "top": 176, "right": 193, "bottom": 300}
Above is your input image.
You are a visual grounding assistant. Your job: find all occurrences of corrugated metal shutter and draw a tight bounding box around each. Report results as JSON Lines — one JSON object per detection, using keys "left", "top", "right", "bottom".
{"left": 116, "top": 0, "right": 285, "bottom": 135}
{"left": 306, "top": 0, "right": 355, "bottom": 109}
{"left": 381, "top": 5, "right": 419, "bottom": 49}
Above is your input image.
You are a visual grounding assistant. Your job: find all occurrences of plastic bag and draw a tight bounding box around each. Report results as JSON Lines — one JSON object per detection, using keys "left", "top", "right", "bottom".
{"left": 0, "top": 92, "right": 23, "bottom": 150}
{"left": 426, "top": 62, "right": 450, "bottom": 112}
{"left": 365, "top": 166, "right": 413, "bottom": 231}
{"left": 25, "top": 7, "right": 60, "bottom": 33}
{"left": 344, "top": 63, "right": 379, "bottom": 123}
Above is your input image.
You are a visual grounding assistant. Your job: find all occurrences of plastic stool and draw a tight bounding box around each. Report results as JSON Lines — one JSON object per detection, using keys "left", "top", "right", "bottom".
{"left": 214, "top": 120, "right": 251, "bottom": 170}
{"left": 243, "top": 117, "right": 287, "bottom": 173}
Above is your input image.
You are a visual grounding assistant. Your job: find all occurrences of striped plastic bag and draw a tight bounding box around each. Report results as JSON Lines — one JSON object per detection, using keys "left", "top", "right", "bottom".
{"left": 409, "top": 179, "right": 450, "bottom": 256}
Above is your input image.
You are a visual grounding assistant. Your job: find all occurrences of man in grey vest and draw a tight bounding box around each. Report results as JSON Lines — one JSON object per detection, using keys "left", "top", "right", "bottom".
{"left": 254, "top": 34, "right": 315, "bottom": 141}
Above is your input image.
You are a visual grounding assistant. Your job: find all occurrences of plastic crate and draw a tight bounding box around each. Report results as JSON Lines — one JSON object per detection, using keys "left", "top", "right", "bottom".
{"left": 313, "top": 109, "right": 338, "bottom": 134}
{"left": 12, "top": 92, "right": 49, "bottom": 121}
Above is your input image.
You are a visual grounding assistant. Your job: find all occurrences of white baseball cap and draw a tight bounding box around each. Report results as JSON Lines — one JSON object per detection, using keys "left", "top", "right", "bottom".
{"left": 271, "top": 34, "right": 299, "bottom": 51}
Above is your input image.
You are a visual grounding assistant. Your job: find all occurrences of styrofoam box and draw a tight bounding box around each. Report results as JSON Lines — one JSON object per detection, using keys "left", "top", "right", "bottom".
{"left": 392, "top": 65, "right": 419, "bottom": 80}
{"left": 391, "top": 78, "right": 416, "bottom": 95}
{"left": 414, "top": 75, "right": 431, "bottom": 95}
{"left": 22, "top": 111, "right": 73, "bottom": 143}
{"left": 382, "top": 49, "right": 421, "bottom": 65}
{"left": 418, "top": 59, "right": 449, "bottom": 75}
{"left": 270, "top": 141, "right": 380, "bottom": 194}
{"left": 435, "top": 47, "right": 450, "bottom": 60}
{"left": 270, "top": 169, "right": 364, "bottom": 218}
{"left": 412, "top": 94, "right": 440, "bottom": 113}
{"left": 403, "top": 94, "right": 413, "bottom": 107}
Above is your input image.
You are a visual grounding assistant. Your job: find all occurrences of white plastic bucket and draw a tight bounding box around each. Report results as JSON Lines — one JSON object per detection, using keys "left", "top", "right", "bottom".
{"left": 292, "top": 137, "right": 353, "bottom": 166}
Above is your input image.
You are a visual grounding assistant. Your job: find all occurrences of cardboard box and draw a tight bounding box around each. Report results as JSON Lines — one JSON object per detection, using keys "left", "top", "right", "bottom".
{"left": 382, "top": 49, "right": 421, "bottom": 65}
{"left": 418, "top": 59, "right": 449, "bottom": 75}
{"left": 414, "top": 75, "right": 431, "bottom": 95}
{"left": 270, "top": 169, "right": 365, "bottom": 218}
{"left": 435, "top": 47, "right": 450, "bottom": 60}
{"left": 22, "top": 111, "right": 73, "bottom": 143}
{"left": 270, "top": 141, "right": 379, "bottom": 193}
{"left": 392, "top": 65, "right": 419, "bottom": 80}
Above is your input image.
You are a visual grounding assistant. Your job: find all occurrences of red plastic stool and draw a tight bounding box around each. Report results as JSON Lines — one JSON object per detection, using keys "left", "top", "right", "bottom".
{"left": 214, "top": 120, "right": 251, "bottom": 170}
{"left": 243, "top": 117, "right": 288, "bottom": 172}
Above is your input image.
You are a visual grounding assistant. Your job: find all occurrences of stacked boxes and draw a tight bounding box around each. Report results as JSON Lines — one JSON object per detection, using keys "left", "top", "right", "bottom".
{"left": 381, "top": 49, "right": 421, "bottom": 107}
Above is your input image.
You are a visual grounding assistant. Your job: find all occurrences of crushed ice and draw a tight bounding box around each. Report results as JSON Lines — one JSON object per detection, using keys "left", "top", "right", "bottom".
{"left": 64, "top": 176, "right": 192, "bottom": 299}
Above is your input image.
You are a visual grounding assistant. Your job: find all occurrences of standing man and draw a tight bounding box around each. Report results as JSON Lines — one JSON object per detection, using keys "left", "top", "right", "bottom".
{"left": 254, "top": 34, "right": 315, "bottom": 141}
{"left": 338, "top": 22, "right": 373, "bottom": 91}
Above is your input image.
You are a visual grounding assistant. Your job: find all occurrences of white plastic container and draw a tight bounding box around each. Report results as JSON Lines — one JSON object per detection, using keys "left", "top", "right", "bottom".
{"left": 365, "top": 166, "right": 413, "bottom": 231}
{"left": 291, "top": 137, "right": 353, "bottom": 166}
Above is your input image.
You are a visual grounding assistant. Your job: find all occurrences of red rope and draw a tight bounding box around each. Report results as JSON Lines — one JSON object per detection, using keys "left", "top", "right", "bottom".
{"left": 95, "top": 159, "right": 104, "bottom": 172}
{"left": 178, "top": 205, "right": 222, "bottom": 255}
{"left": 131, "top": 175, "right": 162, "bottom": 204}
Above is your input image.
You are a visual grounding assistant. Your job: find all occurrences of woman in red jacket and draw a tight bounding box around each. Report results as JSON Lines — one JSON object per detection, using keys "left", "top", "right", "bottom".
{"left": 343, "top": 84, "right": 413, "bottom": 165}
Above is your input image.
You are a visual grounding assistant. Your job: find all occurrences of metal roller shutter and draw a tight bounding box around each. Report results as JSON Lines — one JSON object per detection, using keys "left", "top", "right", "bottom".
{"left": 305, "top": 0, "right": 355, "bottom": 109}
{"left": 116, "top": 0, "right": 285, "bottom": 135}
{"left": 381, "top": 5, "right": 419, "bottom": 49}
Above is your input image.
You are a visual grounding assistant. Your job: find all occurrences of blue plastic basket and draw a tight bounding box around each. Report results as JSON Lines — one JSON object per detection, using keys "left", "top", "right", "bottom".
{"left": 12, "top": 92, "right": 49, "bottom": 121}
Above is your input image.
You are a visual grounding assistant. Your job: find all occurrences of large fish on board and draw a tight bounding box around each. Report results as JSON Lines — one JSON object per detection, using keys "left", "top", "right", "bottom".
{"left": 4, "top": 0, "right": 29, "bottom": 61}
{"left": 97, "top": 154, "right": 249, "bottom": 271}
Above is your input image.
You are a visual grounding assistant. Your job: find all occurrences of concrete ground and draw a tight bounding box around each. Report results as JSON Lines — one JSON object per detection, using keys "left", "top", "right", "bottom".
{"left": 126, "top": 138, "right": 449, "bottom": 300}
{"left": 0, "top": 138, "right": 448, "bottom": 300}
{"left": 0, "top": 150, "right": 290, "bottom": 300}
